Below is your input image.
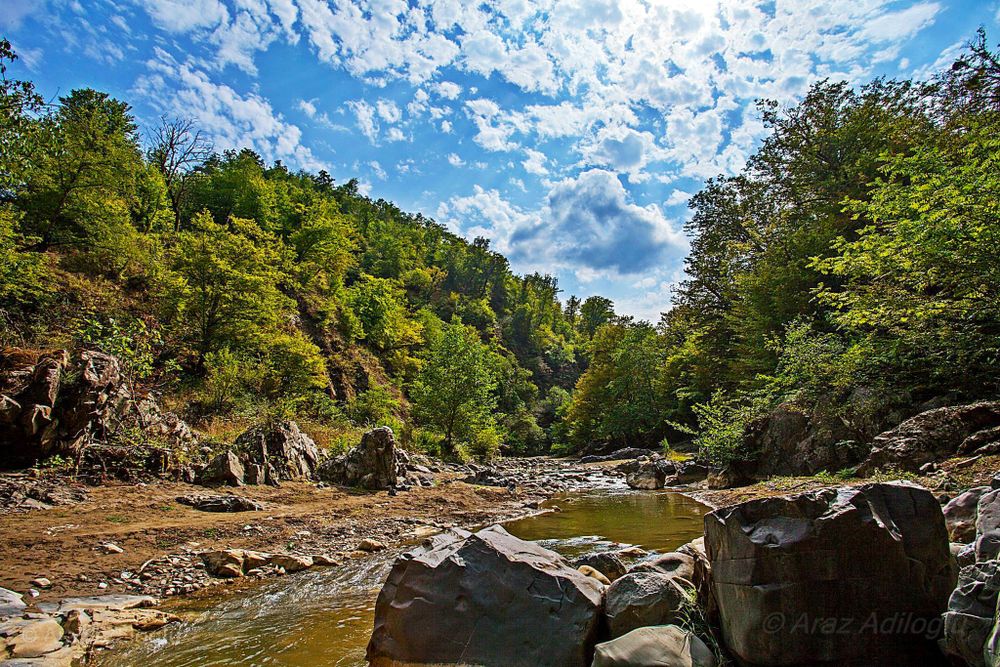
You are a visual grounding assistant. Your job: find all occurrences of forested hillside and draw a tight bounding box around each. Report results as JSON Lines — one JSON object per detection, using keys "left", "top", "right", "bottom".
{"left": 563, "top": 30, "right": 1000, "bottom": 467}
{"left": 2, "top": 33, "right": 999, "bottom": 468}
{"left": 0, "top": 38, "right": 614, "bottom": 461}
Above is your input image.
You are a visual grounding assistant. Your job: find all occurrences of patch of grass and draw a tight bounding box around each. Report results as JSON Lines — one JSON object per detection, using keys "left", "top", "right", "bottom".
{"left": 105, "top": 514, "right": 128, "bottom": 524}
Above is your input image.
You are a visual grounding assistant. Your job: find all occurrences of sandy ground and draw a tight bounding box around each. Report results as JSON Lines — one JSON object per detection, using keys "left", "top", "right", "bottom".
{"left": 0, "top": 475, "right": 538, "bottom": 605}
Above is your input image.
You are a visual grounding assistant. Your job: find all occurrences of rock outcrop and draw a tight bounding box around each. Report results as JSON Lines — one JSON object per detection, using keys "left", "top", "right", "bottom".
{"left": 235, "top": 420, "right": 319, "bottom": 483}
{"left": 318, "top": 427, "right": 402, "bottom": 490}
{"left": 750, "top": 403, "right": 864, "bottom": 477}
{"left": 367, "top": 525, "right": 605, "bottom": 667}
{"left": 0, "top": 349, "right": 195, "bottom": 466}
{"left": 942, "top": 560, "right": 1000, "bottom": 667}
{"left": 592, "top": 625, "right": 718, "bottom": 667}
{"left": 859, "top": 402, "right": 1000, "bottom": 474}
{"left": 944, "top": 486, "right": 992, "bottom": 543}
{"left": 705, "top": 482, "right": 956, "bottom": 666}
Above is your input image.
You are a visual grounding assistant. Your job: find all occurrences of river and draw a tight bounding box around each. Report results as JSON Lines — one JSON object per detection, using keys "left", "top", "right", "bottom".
{"left": 101, "top": 489, "right": 709, "bottom": 666}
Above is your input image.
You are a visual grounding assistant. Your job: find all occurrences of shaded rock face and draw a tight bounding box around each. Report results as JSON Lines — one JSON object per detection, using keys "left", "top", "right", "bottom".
{"left": 574, "top": 551, "right": 627, "bottom": 582}
{"left": 367, "top": 525, "right": 605, "bottom": 667}
{"left": 592, "top": 625, "right": 718, "bottom": 667}
{"left": 751, "top": 403, "right": 863, "bottom": 478}
{"left": 318, "top": 427, "right": 401, "bottom": 490}
{"left": 705, "top": 482, "right": 956, "bottom": 667}
{"left": 942, "top": 560, "right": 1000, "bottom": 667}
{"left": 236, "top": 420, "right": 319, "bottom": 484}
{"left": 0, "top": 349, "right": 196, "bottom": 467}
{"left": 945, "top": 486, "right": 992, "bottom": 543}
{"left": 976, "top": 489, "right": 1000, "bottom": 562}
{"left": 859, "top": 401, "right": 1000, "bottom": 474}
{"left": 605, "top": 571, "right": 690, "bottom": 638}
{"left": 199, "top": 451, "right": 245, "bottom": 487}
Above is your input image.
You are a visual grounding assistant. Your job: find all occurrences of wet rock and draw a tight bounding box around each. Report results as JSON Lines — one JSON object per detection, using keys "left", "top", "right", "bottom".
{"left": 624, "top": 457, "right": 675, "bottom": 490}
{"left": 176, "top": 495, "right": 263, "bottom": 513}
{"left": 367, "top": 526, "right": 604, "bottom": 667}
{"left": 574, "top": 552, "right": 627, "bottom": 582}
{"left": 860, "top": 401, "right": 1000, "bottom": 474}
{"left": 705, "top": 482, "right": 956, "bottom": 666}
{"left": 236, "top": 420, "right": 319, "bottom": 484}
{"left": 627, "top": 552, "right": 695, "bottom": 583}
{"left": 605, "top": 571, "right": 691, "bottom": 638}
{"left": 592, "top": 625, "right": 718, "bottom": 667}
{"left": 317, "top": 427, "right": 400, "bottom": 490}
{"left": 198, "top": 451, "right": 245, "bottom": 487}
{"left": 39, "top": 595, "right": 157, "bottom": 615}
{"left": 269, "top": 554, "right": 313, "bottom": 573}
{"left": 944, "top": 486, "right": 991, "bottom": 543}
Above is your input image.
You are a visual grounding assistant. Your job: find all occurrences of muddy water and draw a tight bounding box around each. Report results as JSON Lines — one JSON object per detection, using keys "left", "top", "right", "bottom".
{"left": 103, "top": 490, "right": 709, "bottom": 667}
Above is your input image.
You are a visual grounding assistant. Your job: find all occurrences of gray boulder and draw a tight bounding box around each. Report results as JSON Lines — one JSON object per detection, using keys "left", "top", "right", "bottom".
{"left": 367, "top": 525, "right": 604, "bottom": 666}
{"left": 705, "top": 482, "right": 956, "bottom": 666}
{"left": 625, "top": 458, "right": 675, "bottom": 490}
{"left": 859, "top": 402, "right": 1000, "bottom": 474}
{"left": 627, "top": 552, "right": 696, "bottom": 583}
{"left": 198, "top": 451, "right": 244, "bottom": 487}
{"left": 942, "top": 560, "right": 1000, "bottom": 667}
{"left": 592, "top": 625, "right": 718, "bottom": 667}
{"left": 978, "top": 489, "right": 1000, "bottom": 561}
{"left": 751, "top": 403, "right": 863, "bottom": 477}
{"left": 236, "top": 420, "right": 319, "bottom": 483}
{"left": 605, "top": 571, "right": 691, "bottom": 638}
{"left": 176, "top": 494, "right": 263, "bottom": 512}
{"left": 0, "top": 587, "right": 25, "bottom": 619}
{"left": 944, "top": 486, "right": 991, "bottom": 543}
{"left": 319, "top": 427, "right": 401, "bottom": 490}
{"left": 575, "top": 551, "right": 628, "bottom": 582}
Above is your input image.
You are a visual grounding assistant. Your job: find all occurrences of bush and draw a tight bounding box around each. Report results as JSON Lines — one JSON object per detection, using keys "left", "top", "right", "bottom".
{"left": 693, "top": 390, "right": 773, "bottom": 467}
{"left": 346, "top": 384, "right": 400, "bottom": 426}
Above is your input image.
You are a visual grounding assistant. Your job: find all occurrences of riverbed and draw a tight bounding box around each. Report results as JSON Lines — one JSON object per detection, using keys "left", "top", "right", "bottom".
{"left": 101, "top": 489, "right": 709, "bottom": 666}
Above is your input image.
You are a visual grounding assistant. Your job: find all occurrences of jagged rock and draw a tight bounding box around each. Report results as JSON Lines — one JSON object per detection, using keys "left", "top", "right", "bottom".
{"left": 944, "top": 486, "right": 991, "bottom": 543}
{"left": 198, "top": 451, "right": 245, "bottom": 487}
{"left": 461, "top": 466, "right": 513, "bottom": 487}
{"left": 367, "top": 526, "right": 604, "bottom": 666}
{"left": 0, "top": 349, "right": 196, "bottom": 468}
{"left": 317, "top": 427, "right": 401, "bottom": 490}
{"left": 624, "top": 457, "right": 676, "bottom": 490}
{"left": 0, "top": 478, "right": 88, "bottom": 514}
{"left": 175, "top": 495, "right": 263, "bottom": 512}
{"left": 705, "top": 482, "right": 956, "bottom": 666}
{"left": 236, "top": 421, "right": 319, "bottom": 484}
{"left": 592, "top": 625, "right": 718, "bottom": 667}
{"left": 580, "top": 448, "right": 652, "bottom": 464}
{"left": 604, "top": 571, "right": 691, "bottom": 638}
{"left": 860, "top": 402, "right": 1000, "bottom": 474}
{"left": 672, "top": 461, "right": 709, "bottom": 484}
{"left": 942, "top": 560, "right": 1000, "bottom": 667}
{"left": 574, "top": 551, "right": 627, "bottom": 582}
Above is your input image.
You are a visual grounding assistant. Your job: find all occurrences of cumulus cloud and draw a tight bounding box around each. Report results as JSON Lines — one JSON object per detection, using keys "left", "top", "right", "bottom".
{"left": 133, "top": 48, "right": 324, "bottom": 170}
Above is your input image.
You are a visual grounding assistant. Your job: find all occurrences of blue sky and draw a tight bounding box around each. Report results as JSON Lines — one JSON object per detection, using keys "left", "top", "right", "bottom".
{"left": 3, "top": 0, "right": 998, "bottom": 320}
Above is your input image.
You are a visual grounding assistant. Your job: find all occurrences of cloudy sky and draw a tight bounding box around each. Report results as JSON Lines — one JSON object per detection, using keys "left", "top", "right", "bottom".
{"left": 3, "top": 0, "right": 997, "bottom": 320}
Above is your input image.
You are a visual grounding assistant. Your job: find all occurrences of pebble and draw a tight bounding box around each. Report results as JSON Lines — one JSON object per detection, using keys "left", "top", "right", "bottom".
{"left": 31, "top": 577, "right": 51, "bottom": 589}
{"left": 101, "top": 543, "right": 124, "bottom": 554}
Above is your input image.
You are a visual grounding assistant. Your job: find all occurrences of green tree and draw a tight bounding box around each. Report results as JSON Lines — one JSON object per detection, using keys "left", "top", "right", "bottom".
{"left": 578, "top": 295, "right": 615, "bottom": 338}
{"left": 411, "top": 318, "right": 498, "bottom": 457}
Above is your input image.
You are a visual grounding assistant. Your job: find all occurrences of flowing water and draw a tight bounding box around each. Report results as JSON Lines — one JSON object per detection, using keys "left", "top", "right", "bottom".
{"left": 102, "top": 490, "right": 709, "bottom": 667}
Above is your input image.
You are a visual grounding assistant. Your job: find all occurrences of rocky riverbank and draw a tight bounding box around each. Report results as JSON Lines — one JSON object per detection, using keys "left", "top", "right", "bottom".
{"left": 0, "top": 454, "right": 623, "bottom": 664}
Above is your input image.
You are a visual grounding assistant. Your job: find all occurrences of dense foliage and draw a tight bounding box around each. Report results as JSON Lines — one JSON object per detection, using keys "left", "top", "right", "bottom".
{"left": 0, "top": 38, "right": 594, "bottom": 460}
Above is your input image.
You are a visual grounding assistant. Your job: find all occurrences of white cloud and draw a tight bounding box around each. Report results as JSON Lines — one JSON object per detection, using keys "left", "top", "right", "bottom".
{"left": 376, "top": 99, "right": 402, "bottom": 123}
{"left": 522, "top": 149, "right": 548, "bottom": 175}
{"left": 134, "top": 48, "right": 324, "bottom": 171}
{"left": 447, "top": 153, "right": 465, "bottom": 167}
{"left": 386, "top": 127, "right": 406, "bottom": 142}
{"left": 369, "top": 160, "right": 387, "bottom": 180}
{"left": 665, "top": 189, "right": 693, "bottom": 206}
{"left": 432, "top": 81, "right": 463, "bottom": 99}
{"left": 440, "top": 120, "right": 453, "bottom": 133}
{"left": 346, "top": 100, "right": 378, "bottom": 143}
{"left": 297, "top": 98, "right": 317, "bottom": 117}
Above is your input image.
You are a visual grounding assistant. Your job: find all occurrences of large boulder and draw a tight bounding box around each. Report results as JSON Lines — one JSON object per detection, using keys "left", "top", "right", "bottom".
{"left": 605, "top": 571, "right": 691, "bottom": 638}
{"left": 236, "top": 420, "right": 319, "bottom": 484}
{"left": 942, "top": 560, "right": 1000, "bottom": 667}
{"left": 944, "top": 486, "right": 991, "bottom": 543}
{"left": 198, "top": 451, "right": 245, "bottom": 487}
{"left": 367, "top": 525, "right": 604, "bottom": 667}
{"left": 575, "top": 551, "right": 628, "bottom": 582}
{"left": 976, "top": 489, "right": 1000, "bottom": 562}
{"left": 859, "top": 402, "right": 1000, "bottom": 474}
{"left": 705, "top": 482, "right": 956, "bottom": 666}
{"left": 623, "top": 457, "right": 676, "bottom": 490}
{"left": 592, "top": 625, "right": 718, "bottom": 667}
{"left": 318, "top": 427, "right": 401, "bottom": 490}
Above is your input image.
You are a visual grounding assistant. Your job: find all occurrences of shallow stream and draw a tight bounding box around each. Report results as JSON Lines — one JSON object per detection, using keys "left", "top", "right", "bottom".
{"left": 103, "top": 490, "right": 709, "bottom": 666}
